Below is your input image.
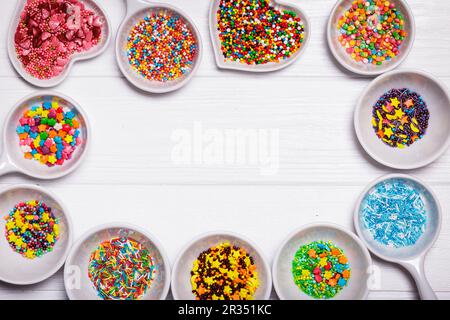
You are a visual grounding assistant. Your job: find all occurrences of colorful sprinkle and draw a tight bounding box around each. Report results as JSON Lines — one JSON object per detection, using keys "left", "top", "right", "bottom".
{"left": 15, "top": 0, "right": 103, "bottom": 79}
{"left": 372, "top": 88, "right": 429, "bottom": 148}
{"left": 362, "top": 179, "right": 427, "bottom": 248}
{"left": 217, "top": 0, "right": 305, "bottom": 65}
{"left": 16, "top": 100, "right": 82, "bottom": 167}
{"left": 292, "top": 241, "right": 350, "bottom": 299}
{"left": 126, "top": 10, "right": 198, "bottom": 82}
{"left": 191, "top": 242, "right": 259, "bottom": 300}
{"left": 337, "top": 0, "right": 407, "bottom": 65}
{"left": 88, "top": 237, "right": 157, "bottom": 300}
{"left": 4, "top": 200, "right": 59, "bottom": 259}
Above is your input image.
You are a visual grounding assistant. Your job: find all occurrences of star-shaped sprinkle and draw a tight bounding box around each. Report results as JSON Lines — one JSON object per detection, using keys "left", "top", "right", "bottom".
{"left": 390, "top": 97, "right": 400, "bottom": 107}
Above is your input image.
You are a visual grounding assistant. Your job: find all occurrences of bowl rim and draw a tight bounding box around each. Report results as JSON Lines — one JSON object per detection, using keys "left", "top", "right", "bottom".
{"left": 2, "top": 90, "right": 91, "bottom": 180}
{"left": 326, "top": 0, "right": 415, "bottom": 76}
{"left": 208, "top": 0, "right": 311, "bottom": 73}
{"left": 7, "top": 0, "right": 112, "bottom": 88}
{"left": 0, "top": 184, "right": 73, "bottom": 285}
{"left": 171, "top": 230, "right": 272, "bottom": 300}
{"left": 354, "top": 68, "right": 450, "bottom": 169}
{"left": 115, "top": 1, "right": 203, "bottom": 94}
{"left": 353, "top": 173, "right": 442, "bottom": 263}
{"left": 272, "top": 222, "right": 372, "bottom": 300}
{"left": 63, "top": 221, "right": 171, "bottom": 300}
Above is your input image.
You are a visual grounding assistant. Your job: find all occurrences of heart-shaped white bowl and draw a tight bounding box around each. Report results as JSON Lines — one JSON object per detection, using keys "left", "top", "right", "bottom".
{"left": 272, "top": 223, "right": 372, "bottom": 300}
{"left": 171, "top": 231, "right": 272, "bottom": 300}
{"left": 0, "top": 184, "right": 73, "bottom": 285}
{"left": 7, "top": 0, "right": 111, "bottom": 88}
{"left": 327, "top": 0, "right": 415, "bottom": 76}
{"left": 209, "top": 0, "right": 310, "bottom": 72}
{"left": 64, "top": 222, "right": 171, "bottom": 300}
{"left": 116, "top": 0, "right": 203, "bottom": 93}
{"left": 354, "top": 69, "right": 450, "bottom": 169}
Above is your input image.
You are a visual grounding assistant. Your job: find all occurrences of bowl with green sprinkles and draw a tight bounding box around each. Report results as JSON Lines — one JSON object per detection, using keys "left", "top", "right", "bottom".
{"left": 64, "top": 223, "right": 170, "bottom": 300}
{"left": 327, "top": 0, "right": 415, "bottom": 76}
{"left": 0, "top": 184, "right": 72, "bottom": 285}
{"left": 355, "top": 174, "right": 441, "bottom": 300}
{"left": 171, "top": 231, "right": 272, "bottom": 300}
{"left": 209, "top": 0, "right": 311, "bottom": 72}
{"left": 273, "top": 223, "right": 372, "bottom": 300}
{"left": 355, "top": 69, "right": 450, "bottom": 169}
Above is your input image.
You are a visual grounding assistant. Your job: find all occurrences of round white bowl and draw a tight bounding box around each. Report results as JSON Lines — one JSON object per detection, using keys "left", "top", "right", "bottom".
{"left": 354, "top": 174, "right": 441, "bottom": 262}
{"left": 0, "top": 91, "right": 90, "bottom": 179}
{"left": 327, "top": 0, "right": 415, "bottom": 76}
{"left": 209, "top": 0, "right": 311, "bottom": 72}
{"left": 273, "top": 223, "right": 372, "bottom": 300}
{"left": 116, "top": 0, "right": 202, "bottom": 93}
{"left": 354, "top": 69, "right": 450, "bottom": 169}
{"left": 171, "top": 231, "right": 272, "bottom": 300}
{"left": 7, "top": 0, "right": 111, "bottom": 88}
{"left": 0, "top": 184, "right": 73, "bottom": 285}
{"left": 64, "top": 222, "right": 171, "bottom": 300}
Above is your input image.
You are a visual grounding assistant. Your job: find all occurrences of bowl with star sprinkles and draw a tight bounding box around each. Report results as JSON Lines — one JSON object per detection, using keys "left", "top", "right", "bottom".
{"left": 0, "top": 184, "right": 72, "bottom": 285}
{"left": 354, "top": 69, "right": 450, "bottom": 169}
{"left": 116, "top": 0, "right": 202, "bottom": 93}
{"left": 272, "top": 223, "right": 372, "bottom": 300}
{"left": 327, "top": 0, "right": 414, "bottom": 75}
{"left": 8, "top": 0, "right": 111, "bottom": 87}
{"left": 210, "top": 0, "right": 310, "bottom": 72}
{"left": 171, "top": 231, "right": 272, "bottom": 300}
{"left": 1, "top": 91, "right": 90, "bottom": 180}
{"left": 64, "top": 223, "right": 170, "bottom": 300}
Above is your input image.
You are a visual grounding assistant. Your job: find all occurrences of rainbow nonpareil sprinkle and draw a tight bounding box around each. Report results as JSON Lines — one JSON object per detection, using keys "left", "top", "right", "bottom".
{"left": 16, "top": 101, "right": 82, "bottom": 167}
{"left": 88, "top": 237, "right": 157, "bottom": 300}
{"left": 337, "top": 0, "right": 407, "bottom": 65}
{"left": 4, "top": 200, "right": 59, "bottom": 259}
{"left": 361, "top": 179, "right": 427, "bottom": 248}
{"left": 191, "top": 242, "right": 259, "bottom": 300}
{"left": 126, "top": 10, "right": 198, "bottom": 82}
{"left": 292, "top": 241, "right": 350, "bottom": 299}
{"left": 217, "top": 0, "right": 305, "bottom": 65}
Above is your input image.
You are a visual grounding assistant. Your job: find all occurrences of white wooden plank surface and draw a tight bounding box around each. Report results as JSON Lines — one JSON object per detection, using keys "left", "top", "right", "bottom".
{"left": 0, "top": 0, "right": 449, "bottom": 300}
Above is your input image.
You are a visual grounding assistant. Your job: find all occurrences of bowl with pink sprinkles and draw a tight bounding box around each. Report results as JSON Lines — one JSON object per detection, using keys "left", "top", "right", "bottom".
{"left": 7, "top": 0, "right": 111, "bottom": 87}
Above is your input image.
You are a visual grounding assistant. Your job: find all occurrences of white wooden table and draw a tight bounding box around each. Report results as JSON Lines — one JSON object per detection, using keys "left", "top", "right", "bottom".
{"left": 0, "top": 0, "right": 449, "bottom": 300}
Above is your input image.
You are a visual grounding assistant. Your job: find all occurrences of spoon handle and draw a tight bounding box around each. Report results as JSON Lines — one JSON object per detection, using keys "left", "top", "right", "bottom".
{"left": 401, "top": 257, "right": 437, "bottom": 300}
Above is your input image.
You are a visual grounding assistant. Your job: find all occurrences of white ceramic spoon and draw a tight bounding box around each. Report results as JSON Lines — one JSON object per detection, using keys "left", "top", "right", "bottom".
{"left": 116, "top": 0, "right": 203, "bottom": 93}
{"left": 0, "top": 91, "right": 90, "bottom": 180}
{"left": 354, "top": 174, "right": 441, "bottom": 300}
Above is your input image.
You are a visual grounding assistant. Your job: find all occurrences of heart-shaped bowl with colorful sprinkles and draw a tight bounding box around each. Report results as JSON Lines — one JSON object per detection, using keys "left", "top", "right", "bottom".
{"left": 327, "top": 0, "right": 415, "bottom": 76}
{"left": 272, "top": 223, "right": 372, "bottom": 300}
{"left": 0, "top": 184, "right": 73, "bottom": 285}
{"left": 209, "top": 0, "right": 310, "bottom": 72}
{"left": 171, "top": 231, "right": 272, "bottom": 300}
{"left": 116, "top": 0, "right": 203, "bottom": 93}
{"left": 0, "top": 91, "right": 90, "bottom": 180}
{"left": 64, "top": 222, "right": 171, "bottom": 300}
{"left": 8, "top": 0, "right": 111, "bottom": 88}
{"left": 354, "top": 69, "right": 450, "bottom": 169}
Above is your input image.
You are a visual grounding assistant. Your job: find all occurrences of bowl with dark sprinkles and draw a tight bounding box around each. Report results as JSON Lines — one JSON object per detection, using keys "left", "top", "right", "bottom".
{"left": 354, "top": 69, "right": 450, "bottom": 169}
{"left": 171, "top": 231, "right": 272, "bottom": 300}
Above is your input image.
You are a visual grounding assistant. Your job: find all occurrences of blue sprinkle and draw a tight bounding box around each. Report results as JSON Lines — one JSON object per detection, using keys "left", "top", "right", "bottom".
{"left": 361, "top": 179, "right": 427, "bottom": 248}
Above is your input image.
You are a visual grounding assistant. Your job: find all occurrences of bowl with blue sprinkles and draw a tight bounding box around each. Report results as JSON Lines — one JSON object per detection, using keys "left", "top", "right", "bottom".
{"left": 354, "top": 174, "right": 442, "bottom": 299}
{"left": 355, "top": 69, "right": 450, "bottom": 169}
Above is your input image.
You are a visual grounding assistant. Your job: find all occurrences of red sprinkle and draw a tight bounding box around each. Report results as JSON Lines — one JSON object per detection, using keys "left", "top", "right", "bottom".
{"left": 14, "top": 0, "right": 104, "bottom": 80}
